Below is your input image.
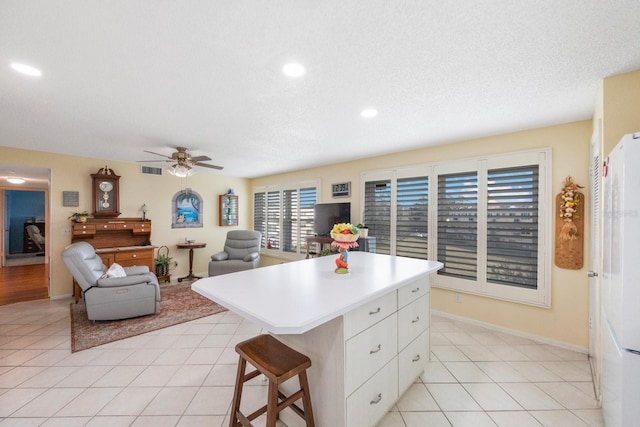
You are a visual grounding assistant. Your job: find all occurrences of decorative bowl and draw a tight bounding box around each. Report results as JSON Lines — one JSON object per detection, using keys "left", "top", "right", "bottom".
{"left": 330, "top": 232, "right": 360, "bottom": 243}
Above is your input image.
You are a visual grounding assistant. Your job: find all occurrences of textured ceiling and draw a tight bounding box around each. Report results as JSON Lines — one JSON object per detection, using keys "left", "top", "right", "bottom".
{"left": 2, "top": 1, "right": 640, "bottom": 179}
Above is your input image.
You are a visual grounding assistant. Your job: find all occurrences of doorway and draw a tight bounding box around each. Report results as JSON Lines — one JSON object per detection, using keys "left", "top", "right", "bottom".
{"left": 0, "top": 166, "right": 50, "bottom": 305}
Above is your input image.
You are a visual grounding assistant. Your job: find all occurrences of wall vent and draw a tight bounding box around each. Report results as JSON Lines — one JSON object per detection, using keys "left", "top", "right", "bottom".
{"left": 140, "top": 165, "right": 163, "bottom": 176}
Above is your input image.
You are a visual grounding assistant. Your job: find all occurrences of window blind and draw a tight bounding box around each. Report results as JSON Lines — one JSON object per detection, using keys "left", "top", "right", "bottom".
{"left": 266, "top": 191, "right": 280, "bottom": 249}
{"left": 363, "top": 180, "right": 391, "bottom": 254}
{"left": 486, "top": 166, "right": 539, "bottom": 289}
{"left": 437, "top": 172, "right": 478, "bottom": 279}
{"left": 396, "top": 177, "right": 429, "bottom": 259}
{"left": 253, "top": 192, "right": 267, "bottom": 247}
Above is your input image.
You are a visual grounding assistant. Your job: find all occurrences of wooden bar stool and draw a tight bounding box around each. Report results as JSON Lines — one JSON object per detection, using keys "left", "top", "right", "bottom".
{"left": 230, "top": 334, "right": 315, "bottom": 427}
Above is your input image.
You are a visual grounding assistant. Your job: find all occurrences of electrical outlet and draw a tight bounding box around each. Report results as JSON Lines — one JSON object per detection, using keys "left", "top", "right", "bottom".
{"left": 63, "top": 227, "right": 71, "bottom": 235}
{"left": 455, "top": 293, "right": 462, "bottom": 303}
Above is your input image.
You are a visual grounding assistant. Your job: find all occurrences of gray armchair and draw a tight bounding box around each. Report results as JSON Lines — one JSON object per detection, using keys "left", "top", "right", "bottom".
{"left": 62, "top": 241, "right": 160, "bottom": 321}
{"left": 208, "top": 230, "right": 262, "bottom": 276}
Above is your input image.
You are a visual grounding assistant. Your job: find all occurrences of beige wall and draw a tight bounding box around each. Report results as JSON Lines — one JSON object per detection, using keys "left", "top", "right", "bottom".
{"left": 1, "top": 146, "right": 251, "bottom": 298}
{"left": 255, "top": 120, "right": 592, "bottom": 348}
{"left": 602, "top": 69, "right": 640, "bottom": 155}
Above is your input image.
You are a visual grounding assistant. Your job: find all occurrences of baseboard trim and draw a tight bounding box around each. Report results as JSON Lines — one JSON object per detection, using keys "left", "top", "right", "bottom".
{"left": 431, "top": 310, "right": 588, "bottom": 354}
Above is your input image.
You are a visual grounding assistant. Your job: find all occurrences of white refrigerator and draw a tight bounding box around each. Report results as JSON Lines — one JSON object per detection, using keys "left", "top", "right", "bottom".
{"left": 602, "top": 132, "right": 640, "bottom": 427}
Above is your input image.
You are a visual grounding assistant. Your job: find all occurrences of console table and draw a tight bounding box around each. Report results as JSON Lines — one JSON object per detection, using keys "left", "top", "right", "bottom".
{"left": 193, "top": 252, "right": 443, "bottom": 427}
{"left": 176, "top": 242, "right": 207, "bottom": 282}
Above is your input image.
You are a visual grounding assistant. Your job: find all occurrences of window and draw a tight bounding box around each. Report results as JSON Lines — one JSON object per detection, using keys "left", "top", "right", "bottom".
{"left": 362, "top": 150, "right": 550, "bottom": 307}
{"left": 254, "top": 181, "right": 318, "bottom": 257}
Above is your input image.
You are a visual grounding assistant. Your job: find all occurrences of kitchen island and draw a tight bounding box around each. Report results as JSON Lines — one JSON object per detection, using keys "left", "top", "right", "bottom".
{"left": 192, "top": 251, "right": 443, "bottom": 427}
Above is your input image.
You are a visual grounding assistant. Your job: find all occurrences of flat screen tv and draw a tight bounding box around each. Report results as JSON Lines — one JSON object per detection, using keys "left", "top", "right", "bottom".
{"left": 313, "top": 202, "right": 351, "bottom": 237}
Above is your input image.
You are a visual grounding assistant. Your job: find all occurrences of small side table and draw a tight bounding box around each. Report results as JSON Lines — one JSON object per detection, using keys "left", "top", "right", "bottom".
{"left": 176, "top": 242, "right": 207, "bottom": 282}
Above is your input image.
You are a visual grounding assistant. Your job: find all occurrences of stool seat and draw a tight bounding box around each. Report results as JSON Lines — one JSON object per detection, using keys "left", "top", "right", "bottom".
{"left": 230, "top": 334, "right": 315, "bottom": 427}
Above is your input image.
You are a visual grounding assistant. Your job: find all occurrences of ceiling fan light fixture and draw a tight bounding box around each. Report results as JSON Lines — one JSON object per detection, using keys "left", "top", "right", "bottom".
{"left": 167, "top": 164, "right": 194, "bottom": 178}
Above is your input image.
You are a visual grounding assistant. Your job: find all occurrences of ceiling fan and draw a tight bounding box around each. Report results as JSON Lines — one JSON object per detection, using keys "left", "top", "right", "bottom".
{"left": 138, "top": 147, "right": 223, "bottom": 176}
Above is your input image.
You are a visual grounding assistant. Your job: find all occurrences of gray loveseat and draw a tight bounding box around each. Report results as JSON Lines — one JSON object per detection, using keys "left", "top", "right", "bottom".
{"left": 62, "top": 241, "right": 161, "bottom": 321}
{"left": 208, "top": 230, "right": 262, "bottom": 276}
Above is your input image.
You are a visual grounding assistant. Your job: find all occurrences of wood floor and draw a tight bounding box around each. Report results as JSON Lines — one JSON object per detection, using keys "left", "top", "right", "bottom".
{"left": 0, "top": 263, "right": 49, "bottom": 306}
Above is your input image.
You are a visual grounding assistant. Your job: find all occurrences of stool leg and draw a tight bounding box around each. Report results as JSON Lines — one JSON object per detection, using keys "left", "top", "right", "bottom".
{"left": 266, "top": 379, "right": 279, "bottom": 427}
{"left": 299, "top": 371, "right": 315, "bottom": 427}
{"left": 229, "top": 356, "right": 247, "bottom": 427}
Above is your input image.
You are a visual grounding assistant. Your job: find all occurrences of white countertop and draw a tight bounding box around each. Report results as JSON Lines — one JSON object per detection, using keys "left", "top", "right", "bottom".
{"left": 192, "top": 252, "right": 443, "bottom": 334}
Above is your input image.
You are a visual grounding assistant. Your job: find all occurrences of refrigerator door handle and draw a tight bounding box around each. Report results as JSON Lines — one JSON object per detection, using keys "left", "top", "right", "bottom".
{"left": 587, "top": 271, "right": 599, "bottom": 277}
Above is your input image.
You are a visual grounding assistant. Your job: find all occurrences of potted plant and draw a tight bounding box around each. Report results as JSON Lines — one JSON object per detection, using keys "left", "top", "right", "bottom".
{"left": 356, "top": 223, "right": 369, "bottom": 238}
{"left": 154, "top": 253, "right": 173, "bottom": 277}
{"left": 68, "top": 211, "right": 90, "bottom": 223}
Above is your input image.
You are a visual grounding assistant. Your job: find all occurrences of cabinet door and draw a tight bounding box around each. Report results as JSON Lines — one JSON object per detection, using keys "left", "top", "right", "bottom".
{"left": 398, "top": 329, "right": 429, "bottom": 395}
{"left": 219, "top": 195, "right": 238, "bottom": 226}
{"left": 345, "top": 313, "right": 398, "bottom": 396}
{"left": 398, "top": 294, "right": 430, "bottom": 350}
{"left": 346, "top": 357, "right": 398, "bottom": 427}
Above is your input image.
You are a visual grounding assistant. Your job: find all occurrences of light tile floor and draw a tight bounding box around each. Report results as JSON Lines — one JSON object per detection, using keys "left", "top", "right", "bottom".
{"left": 0, "top": 298, "right": 603, "bottom": 426}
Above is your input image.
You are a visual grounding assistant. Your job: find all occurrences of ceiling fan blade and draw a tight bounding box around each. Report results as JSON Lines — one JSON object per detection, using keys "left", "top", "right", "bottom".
{"left": 190, "top": 155, "right": 212, "bottom": 162}
{"left": 143, "top": 150, "right": 172, "bottom": 159}
{"left": 137, "top": 159, "right": 173, "bottom": 163}
{"left": 193, "top": 161, "right": 224, "bottom": 170}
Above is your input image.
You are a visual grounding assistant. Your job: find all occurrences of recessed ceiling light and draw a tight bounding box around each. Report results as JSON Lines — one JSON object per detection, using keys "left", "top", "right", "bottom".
{"left": 361, "top": 109, "right": 378, "bottom": 118}
{"left": 282, "top": 62, "right": 305, "bottom": 78}
{"left": 10, "top": 62, "right": 42, "bottom": 77}
{"left": 7, "top": 177, "right": 26, "bottom": 184}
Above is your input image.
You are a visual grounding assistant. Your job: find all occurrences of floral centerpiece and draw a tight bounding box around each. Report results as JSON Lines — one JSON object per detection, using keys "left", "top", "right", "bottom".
{"left": 559, "top": 176, "right": 583, "bottom": 241}
{"left": 330, "top": 223, "right": 360, "bottom": 242}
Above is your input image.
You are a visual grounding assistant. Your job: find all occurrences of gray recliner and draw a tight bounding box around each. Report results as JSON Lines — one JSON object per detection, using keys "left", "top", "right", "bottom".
{"left": 208, "top": 230, "right": 262, "bottom": 276}
{"left": 62, "top": 241, "right": 160, "bottom": 321}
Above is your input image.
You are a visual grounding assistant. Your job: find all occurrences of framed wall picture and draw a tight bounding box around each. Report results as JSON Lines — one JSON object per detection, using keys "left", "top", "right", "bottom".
{"left": 172, "top": 188, "right": 203, "bottom": 228}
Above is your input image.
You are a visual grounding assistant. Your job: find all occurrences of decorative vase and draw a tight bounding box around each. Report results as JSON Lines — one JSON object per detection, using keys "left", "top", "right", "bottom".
{"left": 360, "top": 228, "right": 369, "bottom": 238}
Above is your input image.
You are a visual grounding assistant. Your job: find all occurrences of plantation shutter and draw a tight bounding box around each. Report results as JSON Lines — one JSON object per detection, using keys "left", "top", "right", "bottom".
{"left": 396, "top": 177, "right": 429, "bottom": 259}
{"left": 253, "top": 192, "right": 267, "bottom": 247}
{"left": 437, "top": 172, "right": 478, "bottom": 279}
{"left": 486, "top": 166, "right": 539, "bottom": 289}
{"left": 267, "top": 191, "right": 280, "bottom": 249}
{"left": 300, "top": 187, "right": 317, "bottom": 252}
{"left": 363, "top": 180, "right": 391, "bottom": 254}
{"left": 283, "top": 190, "right": 297, "bottom": 252}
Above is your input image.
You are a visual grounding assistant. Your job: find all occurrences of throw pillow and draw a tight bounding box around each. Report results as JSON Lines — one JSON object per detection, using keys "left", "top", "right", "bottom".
{"left": 100, "top": 262, "right": 127, "bottom": 279}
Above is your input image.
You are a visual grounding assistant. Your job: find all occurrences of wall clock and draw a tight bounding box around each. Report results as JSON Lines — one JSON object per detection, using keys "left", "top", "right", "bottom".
{"left": 331, "top": 181, "right": 351, "bottom": 198}
{"left": 91, "top": 166, "right": 121, "bottom": 218}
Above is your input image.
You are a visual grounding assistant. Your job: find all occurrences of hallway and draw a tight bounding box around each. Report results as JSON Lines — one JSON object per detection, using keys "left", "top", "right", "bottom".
{"left": 0, "top": 262, "right": 48, "bottom": 306}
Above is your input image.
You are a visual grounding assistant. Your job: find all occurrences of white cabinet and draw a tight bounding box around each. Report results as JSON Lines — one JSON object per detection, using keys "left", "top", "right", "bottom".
{"left": 346, "top": 357, "right": 398, "bottom": 427}
{"left": 343, "top": 277, "right": 431, "bottom": 427}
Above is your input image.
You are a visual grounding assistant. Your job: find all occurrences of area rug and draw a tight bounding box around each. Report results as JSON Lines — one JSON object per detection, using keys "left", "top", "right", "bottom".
{"left": 70, "top": 281, "right": 227, "bottom": 352}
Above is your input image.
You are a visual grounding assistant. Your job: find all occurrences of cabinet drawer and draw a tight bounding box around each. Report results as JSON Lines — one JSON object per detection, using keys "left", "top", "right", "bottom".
{"left": 344, "top": 292, "right": 397, "bottom": 339}
{"left": 345, "top": 313, "right": 397, "bottom": 396}
{"left": 115, "top": 222, "right": 133, "bottom": 231}
{"left": 133, "top": 223, "right": 151, "bottom": 234}
{"left": 398, "top": 276, "right": 430, "bottom": 309}
{"left": 72, "top": 224, "right": 96, "bottom": 236}
{"left": 398, "top": 329, "right": 429, "bottom": 395}
{"left": 96, "top": 223, "right": 116, "bottom": 231}
{"left": 398, "top": 294, "right": 430, "bottom": 350}
{"left": 115, "top": 249, "right": 153, "bottom": 267}
{"left": 346, "top": 357, "right": 398, "bottom": 427}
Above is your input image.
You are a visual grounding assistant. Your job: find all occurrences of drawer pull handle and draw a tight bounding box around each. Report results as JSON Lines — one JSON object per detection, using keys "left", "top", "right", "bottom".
{"left": 369, "top": 344, "right": 381, "bottom": 354}
{"left": 412, "top": 316, "right": 420, "bottom": 323}
{"left": 411, "top": 287, "right": 420, "bottom": 293}
{"left": 370, "top": 393, "right": 382, "bottom": 405}
{"left": 369, "top": 307, "right": 381, "bottom": 315}
{"left": 132, "top": 254, "right": 137, "bottom": 258}
{"left": 412, "top": 354, "right": 421, "bottom": 362}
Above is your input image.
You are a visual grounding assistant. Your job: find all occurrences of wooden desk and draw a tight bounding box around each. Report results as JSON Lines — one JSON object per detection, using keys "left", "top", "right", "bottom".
{"left": 304, "top": 235, "right": 333, "bottom": 258}
{"left": 176, "top": 242, "right": 207, "bottom": 282}
{"left": 71, "top": 218, "right": 153, "bottom": 303}
{"left": 193, "top": 253, "right": 443, "bottom": 427}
